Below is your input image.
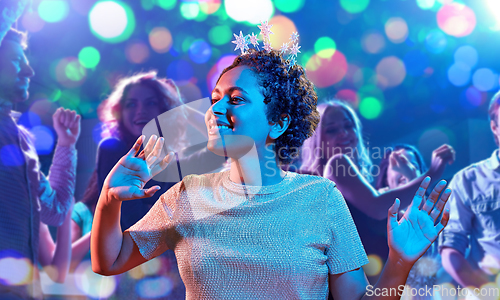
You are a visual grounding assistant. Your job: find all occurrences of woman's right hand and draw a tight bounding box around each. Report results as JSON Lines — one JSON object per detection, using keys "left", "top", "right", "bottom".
{"left": 103, "top": 135, "right": 173, "bottom": 202}
{"left": 427, "top": 144, "right": 455, "bottom": 178}
{"left": 389, "top": 150, "right": 418, "bottom": 181}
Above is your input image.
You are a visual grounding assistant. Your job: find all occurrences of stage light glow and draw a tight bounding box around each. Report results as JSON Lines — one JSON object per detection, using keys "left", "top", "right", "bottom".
{"left": 314, "top": 37, "right": 336, "bottom": 58}
{"left": 268, "top": 15, "right": 297, "bottom": 51}
{"left": 385, "top": 17, "right": 408, "bottom": 43}
{"left": 460, "top": 86, "right": 486, "bottom": 109}
{"left": 38, "top": 0, "right": 69, "bottom": 23}
{"left": 376, "top": 56, "right": 406, "bottom": 88}
{"left": 416, "top": 0, "right": 435, "bottom": 10}
{"left": 454, "top": 45, "right": 478, "bottom": 69}
{"left": 141, "top": 0, "right": 154, "bottom": 10}
{"left": 167, "top": 60, "right": 194, "bottom": 81}
{"left": 74, "top": 261, "right": 117, "bottom": 298}
{"left": 0, "top": 257, "right": 33, "bottom": 285}
{"left": 340, "top": 0, "right": 370, "bottom": 14}
{"left": 361, "top": 31, "right": 385, "bottom": 54}
{"left": 225, "top": 0, "right": 274, "bottom": 24}
{"left": 30, "top": 126, "right": 55, "bottom": 155}
{"left": 21, "top": 11, "right": 45, "bottom": 32}
{"left": 274, "top": 0, "right": 305, "bottom": 13}
{"left": 305, "top": 50, "right": 347, "bottom": 88}
{"left": 126, "top": 42, "right": 150, "bottom": 64}
{"left": 55, "top": 58, "right": 87, "bottom": 88}
{"left": 447, "top": 62, "right": 470, "bottom": 87}
{"left": 189, "top": 39, "right": 212, "bottom": 64}
{"left": 199, "top": 0, "right": 221, "bottom": 14}
{"left": 335, "top": 89, "right": 360, "bottom": 107}
{"left": 18, "top": 111, "right": 41, "bottom": 129}
{"left": 157, "top": 0, "right": 176, "bottom": 10}
{"left": 359, "top": 97, "right": 382, "bottom": 119}
{"left": 208, "top": 25, "right": 232, "bottom": 46}
{"left": 425, "top": 29, "right": 447, "bottom": 54}
{"left": 180, "top": 2, "right": 199, "bottom": 19}
{"left": 486, "top": 0, "right": 500, "bottom": 31}
{"left": 207, "top": 55, "right": 237, "bottom": 91}
{"left": 149, "top": 27, "right": 173, "bottom": 53}
{"left": 403, "top": 50, "right": 429, "bottom": 77}
{"left": 136, "top": 277, "right": 173, "bottom": 298}
{"left": 89, "top": 1, "right": 135, "bottom": 43}
{"left": 473, "top": 68, "right": 498, "bottom": 92}
{"left": 78, "top": 47, "right": 100, "bottom": 69}
{"left": 437, "top": 3, "right": 476, "bottom": 37}
{"left": 364, "top": 255, "right": 383, "bottom": 276}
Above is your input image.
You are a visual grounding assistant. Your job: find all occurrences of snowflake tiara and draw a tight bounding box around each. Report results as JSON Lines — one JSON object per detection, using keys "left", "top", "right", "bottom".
{"left": 231, "top": 21, "right": 301, "bottom": 70}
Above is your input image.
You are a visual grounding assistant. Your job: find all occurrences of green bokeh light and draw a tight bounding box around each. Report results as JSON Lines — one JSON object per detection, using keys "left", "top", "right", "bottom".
{"left": 416, "top": 0, "right": 435, "bottom": 9}
{"left": 194, "top": 9, "right": 208, "bottom": 22}
{"left": 141, "top": 0, "right": 155, "bottom": 10}
{"left": 65, "top": 61, "right": 86, "bottom": 81}
{"left": 301, "top": 50, "right": 314, "bottom": 67}
{"left": 340, "top": 0, "right": 370, "bottom": 14}
{"left": 78, "top": 47, "right": 100, "bottom": 69}
{"left": 38, "top": 0, "right": 70, "bottom": 23}
{"left": 59, "top": 90, "right": 81, "bottom": 111}
{"left": 208, "top": 25, "right": 232, "bottom": 45}
{"left": 50, "top": 89, "right": 62, "bottom": 102}
{"left": 274, "top": 0, "right": 304, "bottom": 13}
{"left": 314, "top": 37, "right": 336, "bottom": 58}
{"left": 157, "top": 0, "right": 176, "bottom": 10}
{"left": 180, "top": 2, "right": 199, "bottom": 20}
{"left": 359, "top": 97, "right": 382, "bottom": 119}
{"left": 89, "top": 1, "right": 136, "bottom": 44}
{"left": 182, "top": 36, "right": 196, "bottom": 52}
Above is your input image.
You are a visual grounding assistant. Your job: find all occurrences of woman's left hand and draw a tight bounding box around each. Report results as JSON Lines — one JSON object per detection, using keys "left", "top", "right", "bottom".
{"left": 387, "top": 177, "right": 451, "bottom": 265}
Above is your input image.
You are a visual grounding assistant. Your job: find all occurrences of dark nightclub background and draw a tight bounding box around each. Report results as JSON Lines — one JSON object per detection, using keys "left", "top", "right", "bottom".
{"left": 7, "top": 0, "right": 500, "bottom": 297}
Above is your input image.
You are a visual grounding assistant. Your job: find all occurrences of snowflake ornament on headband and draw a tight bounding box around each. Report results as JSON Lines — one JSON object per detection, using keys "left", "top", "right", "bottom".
{"left": 231, "top": 21, "right": 301, "bottom": 70}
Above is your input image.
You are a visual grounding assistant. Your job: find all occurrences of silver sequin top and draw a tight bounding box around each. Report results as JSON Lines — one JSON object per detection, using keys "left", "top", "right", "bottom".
{"left": 128, "top": 171, "right": 368, "bottom": 299}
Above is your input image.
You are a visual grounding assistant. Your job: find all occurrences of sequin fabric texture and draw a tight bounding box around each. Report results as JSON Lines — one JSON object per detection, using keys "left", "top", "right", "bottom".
{"left": 128, "top": 171, "right": 369, "bottom": 299}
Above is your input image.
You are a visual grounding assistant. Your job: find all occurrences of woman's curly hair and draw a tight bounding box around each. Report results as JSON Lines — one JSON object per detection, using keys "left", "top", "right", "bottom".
{"left": 217, "top": 49, "right": 319, "bottom": 164}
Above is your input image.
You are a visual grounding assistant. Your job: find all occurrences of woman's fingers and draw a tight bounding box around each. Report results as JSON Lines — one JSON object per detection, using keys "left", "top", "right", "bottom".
{"left": 146, "top": 137, "right": 164, "bottom": 166}
{"left": 143, "top": 135, "right": 158, "bottom": 158}
{"left": 429, "top": 188, "right": 452, "bottom": 222}
{"left": 409, "top": 177, "right": 431, "bottom": 212}
{"left": 388, "top": 198, "right": 400, "bottom": 230}
{"left": 422, "top": 180, "right": 447, "bottom": 213}
{"left": 435, "top": 209, "right": 450, "bottom": 234}
{"left": 126, "top": 135, "right": 144, "bottom": 157}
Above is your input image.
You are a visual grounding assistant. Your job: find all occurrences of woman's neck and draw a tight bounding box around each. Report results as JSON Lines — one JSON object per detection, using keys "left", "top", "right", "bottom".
{"left": 229, "top": 145, "right": 286, "bottom": 186}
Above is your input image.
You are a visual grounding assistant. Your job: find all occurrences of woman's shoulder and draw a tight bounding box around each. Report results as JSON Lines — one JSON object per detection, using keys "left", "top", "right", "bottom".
{"left": 287, "top": 171, "right": 337, "bottom": 191}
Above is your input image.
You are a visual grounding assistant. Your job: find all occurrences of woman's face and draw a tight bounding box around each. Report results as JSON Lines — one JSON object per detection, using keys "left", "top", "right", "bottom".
{"left": 321, "top": 107, "right": 359, "bottom": 157}
{"left": 206, "top": 66, "right": 273, "bottom": 158}
{"left": 121, "top": 84, "right": 163, "bottom": 137}
{"left": 386, "top": 149, "right": 421, "bottom": 189}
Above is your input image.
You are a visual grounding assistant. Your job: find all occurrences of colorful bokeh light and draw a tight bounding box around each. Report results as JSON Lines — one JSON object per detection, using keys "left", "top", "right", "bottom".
{"left": 274, "top": 0, "right": 305, "bottom": 13}
{"left": 361, "top": 31, "right": 385, "bottom": 54}
{"left": 126, "top": 42, "right": 150, "bottom": 64}
{"left": 364, "top": 255, "right": 383, "bottom": 276}
{"left": 180, "top": 2, "right": 200, "bottom": 20}
{"left": 340, "top": 0, "right": 370, "bottom": 14}
{"left": 268, "top": 16, "right": 297, "bottom": 51}
{"left": 74, "top": 261, "right": 117, "bottom": 298}
{"left": 447, "top": 62, "right": 470, "bottom": 87}
{"left": 199, "top": 0, "right": 221, "bottom": 15}
{"left": 0, "top": 257, "right": 33, "bottom": 285}
{"left": 208, "top": 25, "right": 232, "bottom": 46}
{"left": 38, "top": 0, "right": 70, "bottom": 23}
{"left": 416, "top": 0, "right": 435, "bottom": 10}
{"left": 30, "top": 126, "right": 55, "bottom": 155}
{"left": 376, "top": 56, "right": 406, "bottom": 88}
{"left": 149, "top": 27, "right": 173, "bottom": 53}
{"left": 157, "top": 0, "right": 176, "bottom": 10}
{"left": 437, "top": 3, "right": 476, "bottom": 37}
{"left": 167, "top": 60, "right": 194, "bottom": 81}
{"left": 225, "top": 0, "right": 274, "bottom": 24}
{"left": 136, "top": 277, "right": 173, "bottom": 298}
{"left": 454, "top": 45, "right": 478, "bottom": 69}
{"left": 207, "top": 55, "right": 237, "bottom": 92}
{"left": 78, "top": 47, "right": 100, "bottom": 69}
{"left": 425, "top": 29, "right": 447, "bottom": 54}
{"left": 55, "top": 58, "right": 87, "bottom": 88}
{"left": 359, "top": 97, "right": 382, "bottom": 119}
{"left": 189, "top": 39, "right": 212, "bottom": 64}
{"left": 472, "top": 68, "right": 499, "bottom": 92}
{"left": 21, "top": 11, "right": 45, "bottom": 32}
{"left": 385, "top": 17, "right": 408, "bottom": 44}
{"left": 314, "top": 37, "right": 336, "bottom": 58}
{"left": 336, "top": 89, "right": 360, "bottom": 107}
{"left": 89, "top": 1, "right": 136, "bottom": 43}
{"left": 305, "top": 50, "right": 348, "bottom": 88}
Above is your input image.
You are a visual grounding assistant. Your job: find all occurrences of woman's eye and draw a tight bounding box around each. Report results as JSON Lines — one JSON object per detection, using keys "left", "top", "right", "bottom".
{"left": 326, "top": 128, "right": 339, "bottom": 134}
{"left": 147, "top": 101, "right": 159, "bottom": 106}
{"left": 125, "top": 102, "right": 136, "bottom": 108}
{"left": 230, "top": 97, "right": 244, "bottom": 103}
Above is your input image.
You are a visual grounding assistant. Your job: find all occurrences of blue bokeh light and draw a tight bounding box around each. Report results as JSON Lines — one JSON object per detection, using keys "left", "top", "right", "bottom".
{"left": 30, "top": 126, "right": 55, "bottom": 155}
{"left": 189, "top": 39, "right": 212, "bottom": 64}
{"left": 447, "top": 62, "right": 471, "bottom": 87}
{"left": 167, "top": 60, "right": 194, "bottom": 81}
{"left": 454, "top": 45, "right": 478, "bottom": 69}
